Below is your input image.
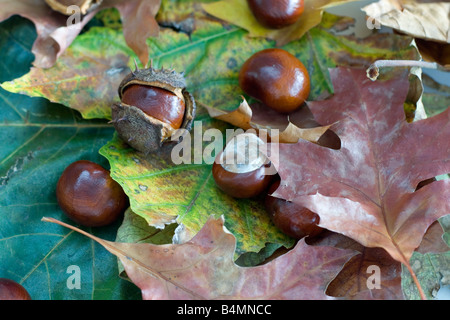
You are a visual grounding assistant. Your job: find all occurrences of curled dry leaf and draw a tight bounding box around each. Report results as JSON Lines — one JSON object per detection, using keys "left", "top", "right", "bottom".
{"left": 363, "top": 0, "right": 450, "bottom": 43}
{"left": 205, "top": 98, "right": 331, "bottom": 144}
{"left": 415, "top": 38, "right": 450, "bottom": 70}
{"left": 45, "top": 0, "right": 103, "bottom": 15}
{"left": 42, "top": 216, "right": 357, "bottom": 300}
{"left": 0, "top": 0, "right": 161, "bottom": 68}
{"left": 268, "top": 67, "right": 450, "bottom": 298}
{"left": 0, "top": 0, "right": 97, "bottom": 68}
{"left": 415, "top": 220, "right": 450, "bottom": 255}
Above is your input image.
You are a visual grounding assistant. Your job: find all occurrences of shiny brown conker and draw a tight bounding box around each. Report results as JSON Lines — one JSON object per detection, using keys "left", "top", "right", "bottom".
{"left": 212, "top": 162, "right": 273, "bottom": 199}
{"left": 0, "top": 278, "right": 31, "bottom": 300}
{"left": 247, "top": 0, "right": 305, "bottom": 29}
{"left": 56, "top": 160, "right": 128, "bottom": 227}
{"left": 212, "top": 133, "right": 274, "bottom": 198}
{"left": 239, "top": 48, "right": 310, "bottom": 114}
{"left": 265, "top": 180, "right": 323, "bottom": 239}
{"left": 121, "top": 85, "right": 186, "bottom": 130}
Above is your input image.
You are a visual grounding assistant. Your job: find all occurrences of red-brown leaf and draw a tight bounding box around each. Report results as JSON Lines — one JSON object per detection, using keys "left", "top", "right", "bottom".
{"left": 269, "top": 67, "right": 450, "bottom": 267}
{"left": 43, "top": 216, "right": 356, "bottom": 300}
{"left": 108, "top": 0, "right": 161, "bottom": 67}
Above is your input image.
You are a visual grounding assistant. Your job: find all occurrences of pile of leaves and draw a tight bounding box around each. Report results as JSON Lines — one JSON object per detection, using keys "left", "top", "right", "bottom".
{"left": 0, "top": 0, "right": 449, "bottom": 300}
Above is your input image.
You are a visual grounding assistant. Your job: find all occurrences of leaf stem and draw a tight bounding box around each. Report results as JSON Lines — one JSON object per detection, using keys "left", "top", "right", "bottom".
{"left": 366, "top": 60, "right": 442, "bottom": 81}
{"left": 41, "top": 216, "right": 207, "bottom": 300}
{"left": 404, "top": 261, "right": 427, "bottom": 300}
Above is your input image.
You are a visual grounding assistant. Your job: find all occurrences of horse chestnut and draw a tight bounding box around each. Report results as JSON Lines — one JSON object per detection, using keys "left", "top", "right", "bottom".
{"left": 56, "top": 160, "right": 128, "bottom": 227}
{"left": 239, "top": 48, "right": 310, "bottom": 114}
{"left": 212, "top": 133, "right": 273, "bottom": 198}
{"left": 265, "top": 180, "right": 323, "bottom": 239}
{"left": 112, "top": 65, "right": 196, "bottom": 155}
{"left": 0, "top": 278, "right": 31, "bottom": 300}
{"left": 121, "top": 85, "right": 185, "bottom": 130}
{"left": 247, "top": 0, "right": 305, "bottom": 29}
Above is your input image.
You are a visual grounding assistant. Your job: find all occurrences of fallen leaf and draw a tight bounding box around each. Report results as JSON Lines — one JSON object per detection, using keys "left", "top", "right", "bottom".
{"left": 415, "top": 38, "right": 450, "bottom": 71}
{"left": 204, "top": 98, "right": 331, "bottom": 144}
{"left": 0, "top": 0, "right": 97, "bottom": 68}
{"left": 1, "top": 1, "right": 448, "bottom": 302}
{"left": 44, "top": 0, "right": 103, "bottom": 15}
{"left": 308, "top": 230, "right": 403, "bottom": 299}
{"left": 1, "top": 27, "right": 132, "bottom": 120}
{"left": 328, "top": 247, "right": 403, "bottom": 299}
{"left": 108, "top": 0, "right": 161, "bottom": 68}
{"left": 42, "top": 216, "right": 357, "bottom": 300}
{"left": 0, "top": 0, "right": 161, "bottom": 68}
{"left": 417, "top": 220, "right": 450, "bottom": 254}
{"left": 363, "top": 0, "right": 450, "bottom": 43}
{"left": 202, "top": 0, "right": 359, "bottom": 45}
{"left": 268, "top": 67, "right": 450, "bottom": 296}
{"left": 317, "top": 217, "right": 450, "bottom": 299}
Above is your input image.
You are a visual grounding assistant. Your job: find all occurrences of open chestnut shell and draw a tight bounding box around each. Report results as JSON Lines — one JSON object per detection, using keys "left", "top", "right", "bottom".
{"left": 111, "top": 66, "right": 196, "bottom": 155}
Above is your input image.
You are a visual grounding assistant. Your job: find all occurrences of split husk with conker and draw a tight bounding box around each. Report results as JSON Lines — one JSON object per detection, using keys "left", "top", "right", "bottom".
{"left": 111, "top": 65, "right": 196, "bottom": 156}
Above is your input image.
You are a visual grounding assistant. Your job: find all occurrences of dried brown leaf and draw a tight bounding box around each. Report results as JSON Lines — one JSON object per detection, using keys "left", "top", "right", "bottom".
{"left": 42, "top": 216, "right": 357, "bottom": 300}
{"left": 0, "top": 0, "right": 96, "bottom": 68}
{"left": 268, "top": 67, "right": 450, "bottom": 297}
{"left": 205, "top": 98, "right": 331, "bottom": 144}
{"left": 363, "top": 0, "right": 450, "bottom": 43}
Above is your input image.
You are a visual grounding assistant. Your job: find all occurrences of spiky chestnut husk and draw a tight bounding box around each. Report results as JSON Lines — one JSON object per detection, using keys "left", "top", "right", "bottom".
{"left": 45, "top": 0, "right": 103, "bottom": 15}
{"left": 111, "top": 66, "right": 196, "bottom": 156}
